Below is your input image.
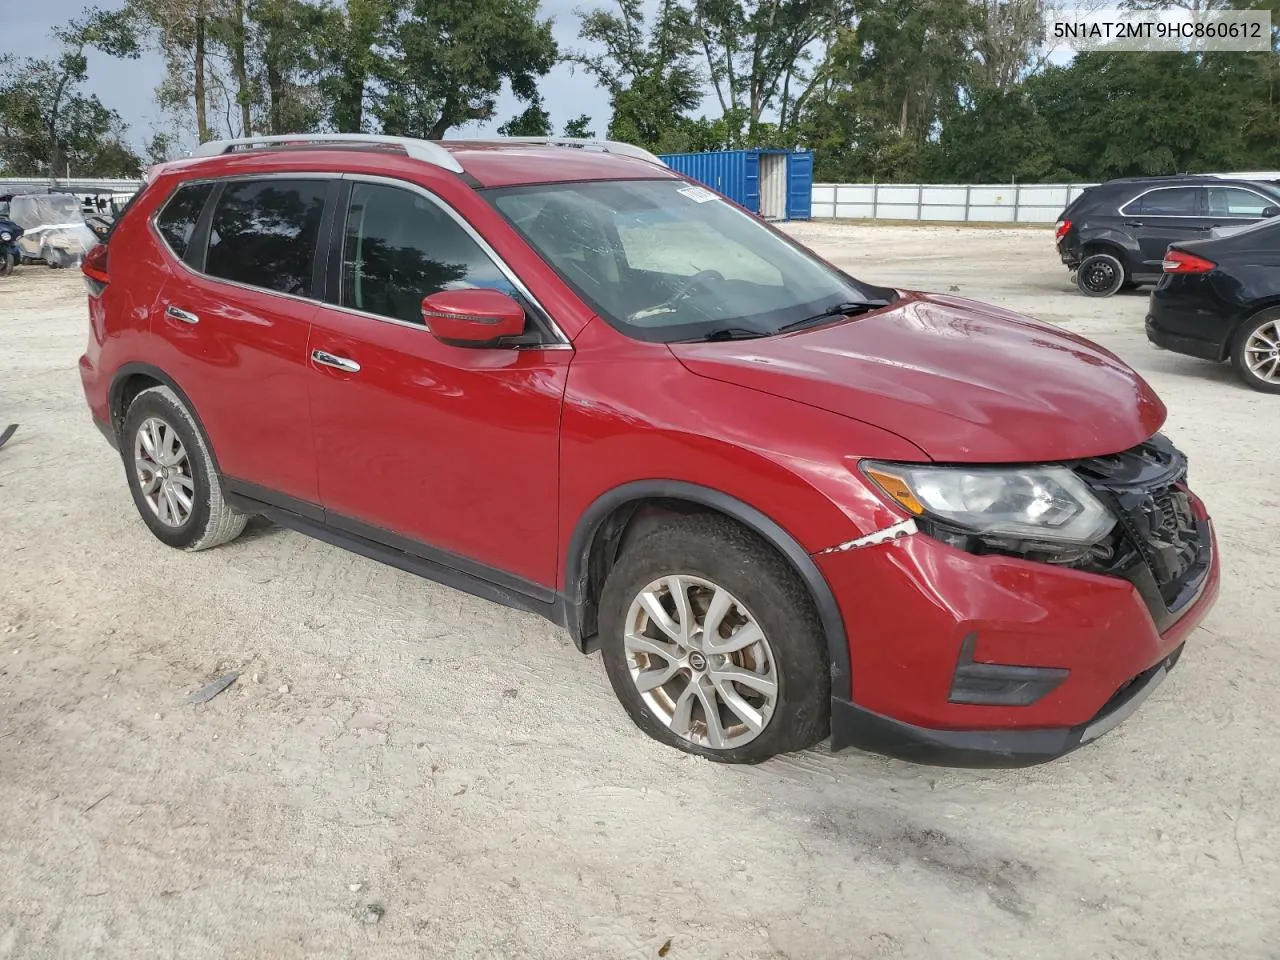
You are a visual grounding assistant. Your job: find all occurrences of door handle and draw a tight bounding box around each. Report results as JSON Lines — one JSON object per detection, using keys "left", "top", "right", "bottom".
{"left": 165, "top": 305, "right": 199, "bottom": 325}
{"left": 311, "top": 349, "right": 361, "bottom": 373}
{"left": 1123, "top": 220, "right": 1144, "bottom": 228}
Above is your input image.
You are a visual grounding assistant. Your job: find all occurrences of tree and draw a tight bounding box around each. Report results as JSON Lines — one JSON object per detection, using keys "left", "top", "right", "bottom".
{"left": 562, "top": 114, "right": 596, "bottom": 138}
{"left": 689, "top": 0, "right": 844, "bottom": 144}
{"left": 318, "top": 0, "right": 399, "bottom": 133}
{"left": 573, "top": 0, "right": 704, "bottom": 150}
{"left": 375, "top": 0, "right": 557, "bottom": 139}
{"left": 248, "top": 0, "right": 328, "bottom": 134}
{"left": 0, "top": 10, "right": 144, "bottom": 176}
{"left": 498, "top": 95, "right": 553, "bottom": 136}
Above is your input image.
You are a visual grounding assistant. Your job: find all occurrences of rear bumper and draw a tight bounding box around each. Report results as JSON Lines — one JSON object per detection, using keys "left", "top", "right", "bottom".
{"left": 1145, "top": 317, "right": 1226, "bottom": 361}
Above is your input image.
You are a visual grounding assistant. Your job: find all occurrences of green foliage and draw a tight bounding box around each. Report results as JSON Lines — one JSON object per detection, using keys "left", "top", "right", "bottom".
{"left": 498, "top": 96, "right": 553, "bottom": 136}
{"left": 0, "top": 10, "right": 144, "bottom": 176}
{"left": 376, "top": 0, "right": 557, "bottom": 139}
{"left": 562, "top": 115, "right": 596, "bottom": 138}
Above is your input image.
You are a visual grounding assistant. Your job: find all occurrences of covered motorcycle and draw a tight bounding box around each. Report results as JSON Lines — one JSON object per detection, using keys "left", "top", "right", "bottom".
{"left": 0, "top": 216, "right": 22, "bottom": 276}
{"left": 9, "top": 193, "right": 98, "bottom": 268}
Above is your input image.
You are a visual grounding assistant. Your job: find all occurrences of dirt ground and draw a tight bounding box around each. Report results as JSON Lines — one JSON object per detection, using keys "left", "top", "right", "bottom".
{"left": 1, "top": 223, "right": 1277, "bottom": 960}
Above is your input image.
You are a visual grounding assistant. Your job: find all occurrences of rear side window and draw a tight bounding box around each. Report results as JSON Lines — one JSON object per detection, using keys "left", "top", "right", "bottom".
{"left": 1207, "top": 186, "right": 1272, "bottom": 217}
{"left": 206, "top": 179, "right": 327, "bottom": 297}
{"left": 1133, "top": 187, "right": 1198, "bottom": 216}
{"left": 155, "top": 183, "right": 213, "bottom": 260}
{"left": 340, "top": 181, "right": 515, "bottom": 325}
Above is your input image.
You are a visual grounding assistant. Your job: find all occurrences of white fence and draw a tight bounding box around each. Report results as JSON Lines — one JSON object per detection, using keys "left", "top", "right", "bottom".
{"left": 811, "top": 183, "right": 1098, "bottom": 224}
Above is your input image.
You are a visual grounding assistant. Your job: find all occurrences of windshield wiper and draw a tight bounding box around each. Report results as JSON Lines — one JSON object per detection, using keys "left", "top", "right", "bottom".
{"left": 775, "top": 299, "right": 890, "bottom": 334}
{"left": 680, "top": 326, "right": 767, "bottom": 342}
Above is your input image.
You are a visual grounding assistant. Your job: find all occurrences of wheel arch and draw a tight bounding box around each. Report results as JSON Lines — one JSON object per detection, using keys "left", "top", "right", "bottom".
{"left": 562, "top": 480, "right": 851, "bottom": 697}
{"left": 108, "top": 363, "right": 222, "bottom": 473}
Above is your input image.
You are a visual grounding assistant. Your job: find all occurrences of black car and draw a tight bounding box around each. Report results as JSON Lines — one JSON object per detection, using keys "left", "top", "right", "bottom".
{"left": 1055, "top": 176, "right": 1280, "bottom": 297}
{"left": 1146, "top": 215, "right": 1280, "bottom": 393}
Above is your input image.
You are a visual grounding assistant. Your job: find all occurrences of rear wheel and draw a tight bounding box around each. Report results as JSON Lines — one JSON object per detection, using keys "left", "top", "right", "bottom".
{"left": 121, "top": 386, "right": 248, "bottom": 550}
{"left": 598, "top": 515, "right": 830, "bottom": 763}
{"left": 1231, "top": 309, "right": 1280, "bottom": 393}
{"left": 1076, "top": 252, "right": 1126, "bottom": 297}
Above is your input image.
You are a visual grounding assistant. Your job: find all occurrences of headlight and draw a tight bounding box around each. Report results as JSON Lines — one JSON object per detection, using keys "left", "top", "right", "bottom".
{"left": 862, "top": 461, "right": 1115, "bottom": 545}
{"left": 0, "top": 232, "right": 10, "bottom": 242}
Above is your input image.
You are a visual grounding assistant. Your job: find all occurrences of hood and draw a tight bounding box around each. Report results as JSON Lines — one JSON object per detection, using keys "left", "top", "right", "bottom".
{"left": 671, "top": 292, "right": 1165, "bottom": 463}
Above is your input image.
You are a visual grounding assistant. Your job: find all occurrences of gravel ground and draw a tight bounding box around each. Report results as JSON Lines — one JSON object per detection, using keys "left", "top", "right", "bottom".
{"left": 1, "top": 223, "right": 1277, "bottom": 960}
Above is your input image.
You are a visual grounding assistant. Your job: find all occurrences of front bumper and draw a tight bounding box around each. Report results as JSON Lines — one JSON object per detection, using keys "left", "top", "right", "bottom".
{"left": 817, "top": 476, "right": 1219, "bottom": 766}
{"left": 830, "top": 643, "right": 1185, "bottom": 767}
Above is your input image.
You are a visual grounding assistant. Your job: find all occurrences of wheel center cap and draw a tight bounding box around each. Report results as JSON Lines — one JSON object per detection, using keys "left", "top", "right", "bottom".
{"left": 687, "top": 651, "right": 707, "bottom": 671}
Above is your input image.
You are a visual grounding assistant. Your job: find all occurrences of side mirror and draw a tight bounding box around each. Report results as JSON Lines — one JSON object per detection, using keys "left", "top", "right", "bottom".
{"left": 1263, "top": 206, "right": 1280, "bottom": 218}
{"left": 420, "top": 289, "right": 526, "bottom": 347}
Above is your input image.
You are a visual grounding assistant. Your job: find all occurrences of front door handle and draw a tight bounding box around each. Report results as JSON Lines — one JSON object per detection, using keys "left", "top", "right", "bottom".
{"left": 165, "top": 305, "right": 199, "bottom": 325}
{"left": 1123, "top": 220, "right": 1144, "bottom": 228}
{"left": 312, "top": 349, "right": 361, "bottom": 374}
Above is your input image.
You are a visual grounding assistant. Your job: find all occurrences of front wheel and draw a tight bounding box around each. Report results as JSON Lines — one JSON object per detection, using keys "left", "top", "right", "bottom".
{"left": 1076, "top": 252, "right": 1126, "bottom": 297}
{"left": 1231, "top": 309, "right": 1280, "bottom": 393}
{"left": 598, "top": 515, "right": 830, "bottom": 763}
{"left": 0, "top": 251, "right": 14, "bottom": 276}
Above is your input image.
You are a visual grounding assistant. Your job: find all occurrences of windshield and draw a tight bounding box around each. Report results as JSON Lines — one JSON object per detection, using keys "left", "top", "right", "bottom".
{"left": 486, "top": 179, "right": 888, "bottom": 342}
{"left": 9, "top": 194, "right": 86, "bottom": 228}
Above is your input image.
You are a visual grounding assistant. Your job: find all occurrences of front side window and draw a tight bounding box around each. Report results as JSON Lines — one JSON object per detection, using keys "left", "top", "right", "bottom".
{"left": 1134, "top": 188, "right": 1198, "bottom": 216}
{"left": 155, "top": 183, "right": 213, "bottom": 260}
{"left": 341, "top": 181, "right": 515, "bottom": 326}
{"left": 1207, "top": 186, "right": 1272, "bottom": 217}
{"left": 206, "top": 179, "right": 327, "bottom": 297}
{"left": 486, "top": 179, "right": 882, "bottom": 342}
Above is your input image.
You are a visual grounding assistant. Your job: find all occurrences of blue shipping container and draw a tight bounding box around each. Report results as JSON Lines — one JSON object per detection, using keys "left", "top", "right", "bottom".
{"left": 657, "top": 148, "right": 813, "bottom": 221}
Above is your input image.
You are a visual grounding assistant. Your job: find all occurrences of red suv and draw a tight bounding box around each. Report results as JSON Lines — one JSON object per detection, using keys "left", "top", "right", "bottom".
{"left": 80, "top": 135, "right": 1220, "bottom": 765}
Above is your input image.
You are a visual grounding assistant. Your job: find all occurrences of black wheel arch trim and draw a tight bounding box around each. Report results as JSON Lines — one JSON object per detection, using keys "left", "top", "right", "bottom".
{"left": 563, "top": 479, "right": 852, "bottom": 697}
{"left": 107, "top": 362, "right": 223, "bottom": 473}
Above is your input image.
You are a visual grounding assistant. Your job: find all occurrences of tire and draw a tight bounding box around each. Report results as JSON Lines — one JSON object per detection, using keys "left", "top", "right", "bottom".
{"left": 121, "top": 386, "right": 248, "bottom": 550}
{"left": 1076, "top": 252, "right": 1126, "bottom": 297}
{"left": 0, "top": 252, "right": 13, "bottom": 277}
{"left": 598, "top": 514, "right": 830, "bottom": 763}
{"left": 1230, "top": 308, "right": 1280, "bottom": 393}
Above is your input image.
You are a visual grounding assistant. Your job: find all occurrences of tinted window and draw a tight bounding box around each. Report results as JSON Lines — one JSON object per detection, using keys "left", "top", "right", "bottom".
{"left": 1207, "top": 186, "right": 1272, "bottom": 217}
{"left": 155, "top": 183, "right": 212, "bottom": 259}
{"left": 206, "top": 179, "right": 327, "bottom": 296}
{"left": 341, "top": 182, "right": 515, "bottom": 325}
{"left": 1135, "top": 188, "right": 1198, "bottom": 216}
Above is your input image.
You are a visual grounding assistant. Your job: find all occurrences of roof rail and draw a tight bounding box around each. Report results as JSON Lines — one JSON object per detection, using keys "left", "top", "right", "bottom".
{"left": 455, "top": 137, "right": 667, "bottom": 167}
{"left": 189, "top": 134, "right": 465, "bottom": 174}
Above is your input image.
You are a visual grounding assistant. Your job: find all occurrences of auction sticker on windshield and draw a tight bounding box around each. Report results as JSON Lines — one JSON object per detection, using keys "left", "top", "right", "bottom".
{"left": 677, "top": 185, "right": 716, "bottom": 204}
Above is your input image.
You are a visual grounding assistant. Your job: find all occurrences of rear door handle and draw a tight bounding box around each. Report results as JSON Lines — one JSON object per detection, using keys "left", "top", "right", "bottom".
{"left": 1123, "top": 220, "right": 1144, "bottom": 228}
{"left": 165, "top": 305, "right": 199, "bottom": 325}
{"left": 311, "top": 349, "right": 361, "bottom": 374}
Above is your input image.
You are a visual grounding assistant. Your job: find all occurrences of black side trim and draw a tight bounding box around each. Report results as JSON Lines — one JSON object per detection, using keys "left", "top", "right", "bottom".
{"left": 224, "top": 476, "right": 324, "bottom": 523}
{"left": 224, "top": 476, "right": 560, "bottom": 610}
{"left": 564, "top": 480, "right": 852, "bottom": 696}
{"left": 830, "top": 644, "right": 1183, "bottom": 768}
{"left": 259, "top": 506, "right": 565, "bottom": 625}
{"left": 946, "top": 633, "right": 1069, "bottom": 706}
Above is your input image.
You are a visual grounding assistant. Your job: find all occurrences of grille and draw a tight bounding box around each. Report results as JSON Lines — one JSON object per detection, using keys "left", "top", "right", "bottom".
{"left": 1074, "top": 434, "right": 1211, "bottom": 622}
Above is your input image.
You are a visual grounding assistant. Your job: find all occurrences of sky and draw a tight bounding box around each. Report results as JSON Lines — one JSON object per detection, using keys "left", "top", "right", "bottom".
{"left": 5, "top": 0, "right": 621, "bottom": 155}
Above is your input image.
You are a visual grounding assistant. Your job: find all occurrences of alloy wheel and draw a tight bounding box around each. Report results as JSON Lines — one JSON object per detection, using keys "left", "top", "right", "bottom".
{"left": 623, "top": 575, "right": 778, "bottom": 750}
{"left": 1244, "top": 319, "right": 1280, "bottom": 383}
{"left": 133, "top": 417, "right": 195, "bottom": 527}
